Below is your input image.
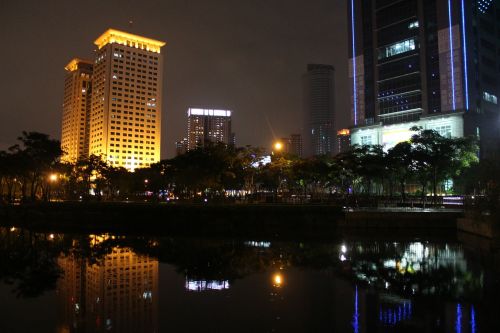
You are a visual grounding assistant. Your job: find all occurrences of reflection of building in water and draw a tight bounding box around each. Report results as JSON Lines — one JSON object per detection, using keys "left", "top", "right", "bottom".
{"left": 57, "top": 239, "right": 158, "bottom": 333}
{"left": 244, "top": 241, "right": 271, "bottom": 248}
{"left": 185, "top": 279, "right": 230, "bottom": 292}
{"left": 378, "top": 294, "right": 412, "bottom": 327}
{"left": 343, "top": 242, "right": 479, "bottom": 332}
{"left": 341, "top": 242, "right": 468, "bottom": 280}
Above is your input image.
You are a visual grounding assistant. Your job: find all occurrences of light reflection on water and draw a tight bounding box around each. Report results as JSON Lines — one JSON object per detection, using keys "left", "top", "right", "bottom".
{"left": 0, "top": 227, "right": 498, "bottom": 332}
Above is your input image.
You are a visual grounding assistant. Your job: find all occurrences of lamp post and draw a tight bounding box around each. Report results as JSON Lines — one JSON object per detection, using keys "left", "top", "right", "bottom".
{"left": 48, "top": 173, "right": 58, "bottom": 201}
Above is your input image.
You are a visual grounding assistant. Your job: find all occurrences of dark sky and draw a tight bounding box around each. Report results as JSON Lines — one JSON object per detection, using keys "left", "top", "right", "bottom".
{"left": 0, "top": 0, "right": 348, "bottom": 158}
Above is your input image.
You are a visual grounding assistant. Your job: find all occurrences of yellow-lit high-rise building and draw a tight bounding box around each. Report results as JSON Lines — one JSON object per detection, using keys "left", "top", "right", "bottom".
{"left": 89, "top": 29, "right": 165, "bottom": 171}
{"left": 61, "top": 58, "right": 93, "bottom": 163}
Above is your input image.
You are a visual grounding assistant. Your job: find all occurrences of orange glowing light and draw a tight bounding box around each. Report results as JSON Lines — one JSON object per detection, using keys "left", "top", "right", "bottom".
{"left": 337, "top": 128, "right": 350, "bottom": 136}
{"left": 273, "top": 273, "right": 283, "bottom": 287}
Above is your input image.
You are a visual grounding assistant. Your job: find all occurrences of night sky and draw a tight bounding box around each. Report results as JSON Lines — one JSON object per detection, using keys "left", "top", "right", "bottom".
{"left": 0, "top": 0, "right": 348, "bottom": 158}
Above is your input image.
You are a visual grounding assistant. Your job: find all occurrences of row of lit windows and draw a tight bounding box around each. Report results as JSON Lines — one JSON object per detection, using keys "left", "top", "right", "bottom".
{"left": 112, "top": 47, "right": 159, "bottom": 60}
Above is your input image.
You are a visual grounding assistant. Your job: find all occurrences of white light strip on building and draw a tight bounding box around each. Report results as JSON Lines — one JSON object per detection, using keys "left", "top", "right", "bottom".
{"left": 188, "top": 108, "right": 232, "bottom": 117}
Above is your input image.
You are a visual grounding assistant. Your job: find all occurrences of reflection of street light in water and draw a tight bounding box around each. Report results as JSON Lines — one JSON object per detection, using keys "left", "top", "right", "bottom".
{"left": 270, "top": 271, "right": 285, "bottom": 330}
{"left": 272, "top": 273, "right": 284, "bottom": 288}
{"left": 49, "top": 174, "right": 58, "bottom": 182}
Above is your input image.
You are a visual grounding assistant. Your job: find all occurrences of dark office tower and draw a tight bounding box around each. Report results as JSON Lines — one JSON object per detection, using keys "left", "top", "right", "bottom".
{"left": 336, "top": 129, "right": 351, "bottom": 154}
{"left": 348, "top": 0, "right": 500, "bottom": 156}
{"left": 302, "top": 64, "right": 336, "bottom": 156}
{"left": 290, "top": 134, "right": 303, "bottom": 157}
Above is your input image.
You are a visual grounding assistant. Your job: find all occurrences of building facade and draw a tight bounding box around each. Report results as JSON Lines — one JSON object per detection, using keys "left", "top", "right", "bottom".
{"left": 336, "top": 129, "right": 351, "bottom": 154}
{"left": 175, "top": 138, "right": 188, "bottom": 156}
{"left": 290, "top": 134, "right": 303, "bottom": 157}
{"left": 61, "top": 59, "right": 93, "bottom": 163}
{"left": 88, "top": 29, "right": 165, "bottom": 171}
{"left": 348, "top": 0, "right": 500, "bottom": 155}
{"left": 302, "top": 64, "right": 336, "bottom": 156}
{"left": 187, "top": 108, "right": 232, "bottom": 150}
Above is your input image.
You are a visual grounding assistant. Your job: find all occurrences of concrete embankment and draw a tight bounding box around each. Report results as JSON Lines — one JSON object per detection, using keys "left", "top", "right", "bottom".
{"left": 340, "top": 209, "right": 462, "bottom": 229}
{"left": 457, "top": 214, "right": 499, "bottom": 239}
{"left": 0, "top": 203, "right": 468, "bottom": 239}
{"left": 0, "top": 203, "right": 342, "bottom": 238}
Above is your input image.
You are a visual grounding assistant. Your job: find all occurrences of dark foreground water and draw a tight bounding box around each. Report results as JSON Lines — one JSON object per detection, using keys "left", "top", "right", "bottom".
{"left": 0, "top": 227, "right": 499, "bottom": 333}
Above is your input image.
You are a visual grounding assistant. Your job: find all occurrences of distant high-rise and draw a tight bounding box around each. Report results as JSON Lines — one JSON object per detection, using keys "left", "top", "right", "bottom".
{"left": 88, "top": 29, "right": 165, "bottom": 171}
{"left": 302, "top": 64, "right": 336, "bottom": 156}
{"left": 175, "top": 138, "right": 188, "bottom": 156}
{"left": 336, "top": 129, "right": 351, "bottom": 154}
{"left": 60, "top": 58, "right": 93, "bottom": 163}
{"left": 290, "top": 134, "right": 303, "bottom": 157}
{"left": 187, "top": 108, "right": 232, "bottom": 150}
{"left": 348, "top": 0, "right": 500, "bottom": 156}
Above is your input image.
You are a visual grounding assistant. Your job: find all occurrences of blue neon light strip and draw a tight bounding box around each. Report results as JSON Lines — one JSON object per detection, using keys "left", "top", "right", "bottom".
{"left": 455, "top": 303, "right": 462, "bottom": 333}
{"left": 461, "top": 0, "right": 469, "bottom": 110}
{"left": 352, "top": 286, "right": 359, "bottom": 333}
{"left": 471, "top": 306, "right": 476, "bottom": 333}
{"left": 351, "top": 0, "right": 358, "bottom": 126}
{"left": 448, "top": 0, "right": 456, "bottom": 110}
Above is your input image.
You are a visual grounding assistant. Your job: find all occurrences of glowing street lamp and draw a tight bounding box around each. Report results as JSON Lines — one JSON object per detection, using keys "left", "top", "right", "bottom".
{"left": 48, "top": 173, "right": 59, "bottom": 201}
{"left": 273, "top": 141, "right": 283, "bottom": 152}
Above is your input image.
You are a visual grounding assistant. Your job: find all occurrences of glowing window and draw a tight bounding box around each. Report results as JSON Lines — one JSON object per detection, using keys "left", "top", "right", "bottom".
{"left": 379, "top": 38, "right": 416, "bottom": 59}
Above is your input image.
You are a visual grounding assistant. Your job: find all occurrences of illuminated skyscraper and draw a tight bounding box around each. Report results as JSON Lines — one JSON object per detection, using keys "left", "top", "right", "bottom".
{"left": 89, "top": 29, "right": 165, "bottom": 170}
{"left": 187, "top": 108, "right": 233, "bottom": 150}
{"left": 348, "top": 0, "right": 500, "bottom": 156}
{"left": 302, "top": 64, "right": 336, "bottom": 156}
{"left": 60, "top": 59, "right": 93, "bottom": 163}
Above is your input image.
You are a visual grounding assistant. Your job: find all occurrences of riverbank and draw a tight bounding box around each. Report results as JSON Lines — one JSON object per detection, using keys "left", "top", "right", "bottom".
{"left": 0, "top": 202, "right": 466, "bottom": 239}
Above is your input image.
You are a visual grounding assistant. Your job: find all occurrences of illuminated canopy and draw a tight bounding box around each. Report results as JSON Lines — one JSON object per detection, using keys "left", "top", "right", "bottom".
{"left": 64, "top": 58, "right": 93, "bottom": 72}
{"left": 94, "top": 29, "right": 166, "bottom": 53}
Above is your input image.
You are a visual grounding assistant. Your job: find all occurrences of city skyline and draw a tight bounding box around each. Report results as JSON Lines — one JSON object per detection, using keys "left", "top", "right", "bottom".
{"left": 0, "top": 0, "right": 349, "bottom": 159}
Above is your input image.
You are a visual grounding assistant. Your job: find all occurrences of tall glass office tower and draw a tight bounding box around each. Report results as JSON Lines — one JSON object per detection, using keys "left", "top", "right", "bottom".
{"left": 348, "top": 0, "right": 500, "bottom": 157}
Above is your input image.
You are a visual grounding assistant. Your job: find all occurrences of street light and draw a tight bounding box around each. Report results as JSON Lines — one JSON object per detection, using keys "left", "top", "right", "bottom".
{"left": 48, "top": 173, "right": 58, "bottom": 202}
{"left": 273, "top": 141, "right": 283, "bottom": 152}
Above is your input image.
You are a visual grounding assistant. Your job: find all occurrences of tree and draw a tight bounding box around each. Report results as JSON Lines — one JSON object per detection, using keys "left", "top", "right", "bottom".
{"left": 411, "top": 127, "right": 478, "bottom": 200}
{"left": 14, "top": 132, "right": 63, "bottom": 201}
{"left": 387, "top": 142, "right": 415, "bottom": 201}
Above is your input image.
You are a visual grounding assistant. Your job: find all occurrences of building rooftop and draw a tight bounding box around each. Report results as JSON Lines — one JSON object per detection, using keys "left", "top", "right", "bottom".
{"left": 94, "top": 28, "right": 166, "bottom": 53}
{"left": 64, "top": 58, "right": 93, "bottom": 72}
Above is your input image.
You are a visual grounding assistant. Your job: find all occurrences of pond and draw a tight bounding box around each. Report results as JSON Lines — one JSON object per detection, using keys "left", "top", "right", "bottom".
{"left": 0, "top": 227, "right": 498, "bottom": 332}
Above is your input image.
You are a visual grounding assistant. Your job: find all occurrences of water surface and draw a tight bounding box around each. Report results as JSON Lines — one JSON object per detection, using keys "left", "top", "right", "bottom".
{"left": 0, "top": 227, "right": 498, "bottom": 332}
